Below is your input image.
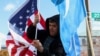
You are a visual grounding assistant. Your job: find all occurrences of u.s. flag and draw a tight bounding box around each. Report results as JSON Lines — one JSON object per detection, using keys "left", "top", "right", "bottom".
{"left": 6, "top": 32, "right": 37, "bottom": 56}
{"left": 6, "top": 0, "right": 45, "bottom": 56}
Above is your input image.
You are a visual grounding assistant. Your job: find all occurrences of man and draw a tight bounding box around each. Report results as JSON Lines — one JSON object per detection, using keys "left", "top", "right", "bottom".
{"left": 27, "top": 14, "right": 66, "bottom": 56}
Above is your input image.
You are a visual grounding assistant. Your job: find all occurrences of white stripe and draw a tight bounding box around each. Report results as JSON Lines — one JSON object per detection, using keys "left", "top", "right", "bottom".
{"left": 25, "top": 26, "right": 28, "bottom": 32}
{"left": 8, "top": 44, "right": 14, "bottom": 56}
{"left": 7, "top": 35, "right": 20, "bottom": 46}
{"left": 8, "top": 22, "right": 31, "bottom": 47}
{"left": 37, "top": 23, "right": 44, "bottom": 30}
{"left": 14, "top": 40, "right": 20, "bottom": 46}
{"left": 15, "top": 46, "right": 25, "bottom": 56}
{"left": 7, "top": 35, "right": 13, "bottom": 40}
{"left": 30, "top": 14, "right": 44, "bottom": 30}
{"left": 28, "top": 45, "right": 37, "bottom": 55}
{"left": 30, "top": 14, "right": 35, "bottom": 23}
{"left": 25, "top": 54, "right": 35, "bottom": 56}
{"left": 25, "top": 54, "right": 28, "bottom": 56}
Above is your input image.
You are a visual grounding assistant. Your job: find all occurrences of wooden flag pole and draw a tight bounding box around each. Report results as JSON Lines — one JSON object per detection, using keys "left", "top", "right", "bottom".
{"left": 85, "top": 0, "right": 95, "bottom": 56}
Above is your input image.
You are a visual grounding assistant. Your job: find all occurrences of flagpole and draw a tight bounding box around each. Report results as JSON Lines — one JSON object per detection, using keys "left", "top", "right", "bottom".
{"left": 35, "top": 12, "right": 40, "bottom": 39}
{"left": 35, "top": 25, "right": 38, "bottom": 39}
{"left": 85, "top": 0, "right": 95, "bottom": 56}
{"left": 35, "top": 0, "right": 40, "bottom": 39}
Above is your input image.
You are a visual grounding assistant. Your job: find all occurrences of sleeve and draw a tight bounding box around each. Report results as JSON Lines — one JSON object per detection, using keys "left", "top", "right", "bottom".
{"left": 41, "top": 48, "right": 51, "bottom": 56}
{"left": 37, "top": 46, "right": 50, "bottom": 56}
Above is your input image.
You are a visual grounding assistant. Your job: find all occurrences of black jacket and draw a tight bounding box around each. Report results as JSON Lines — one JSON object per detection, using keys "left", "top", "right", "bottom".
{"left": 27, "top": 15, "right": 66, "bottom": 56}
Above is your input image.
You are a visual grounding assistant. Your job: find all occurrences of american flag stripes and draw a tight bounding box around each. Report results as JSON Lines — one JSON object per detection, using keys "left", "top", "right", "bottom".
{"left": 6, "top": 0, "right": 45, "bottom": 56}
{"left": 6, "top": 33, "right": 37, "bottom": 56}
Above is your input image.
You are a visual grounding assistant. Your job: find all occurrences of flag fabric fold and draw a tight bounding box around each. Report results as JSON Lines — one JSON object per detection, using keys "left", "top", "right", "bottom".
{"left": 51, "top": 0, "right": 86, "bottom": 56}
{"left": 8, "top": 0, "right": 45, "bottom": 45}
{"left": 6, "top": 0, "right": 45, "bottom": 56}
{"left": 6, "top": 32, "right": 37, "bottom": 56}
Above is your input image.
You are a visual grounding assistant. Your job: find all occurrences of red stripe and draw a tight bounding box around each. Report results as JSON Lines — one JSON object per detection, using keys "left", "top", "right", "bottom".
{"left": 35, "top": 10, "right": 46, "bottom": 30}
{"left": 11, "top": 45, "right": 19, "bottom": 56}
{"left": 19, "top": 47, "right": 36, "bottom": 56}
{"left": 27, "top": 10, "right": 38, "bottom": 26}
{"left": 6, "top": 40, "right": 15, "bottom": 47}
{"left": 34, "top": 10, "right": 46, "bottom": 29}
{"left": 27, "top": 10, "right": 46, "bottom": 30}
{"left": 40, "top": 14, "right": 46, "bottom": 29}
{"left": 18, "top": 42, "right": 26, "bottom": 46}
{"left": 26, "top": 49, "right": 35, "bottom": 56}
{"left": 6, "top": 40, "right": 34, "bottom": 56}
{"left": 19, "top": 48, "right": 28, "bottom": 56}
{"left": 34, "top": 10, "right": 38, "bottom": 15}
{"left": 22, "top": 32, "right": 33, "bottom": 43}
{"left": 27, "top": 19, "right": 33, "bottom": 26}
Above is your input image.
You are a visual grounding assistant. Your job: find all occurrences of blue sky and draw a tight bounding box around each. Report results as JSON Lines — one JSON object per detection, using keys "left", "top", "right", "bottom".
{"left": 90, "top": 0, "right": 100, "bottom": 12}
{"left": 0, "top": 0, "right": 26, "bottom": 34}
{"left": 0, "top": 0, "right": 100, "bottom": 35}
{"left": 0, "top": 0, "right": 59, "bottom": 35}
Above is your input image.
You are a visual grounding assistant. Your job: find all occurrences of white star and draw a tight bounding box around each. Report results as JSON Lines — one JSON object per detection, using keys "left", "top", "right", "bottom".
{"left": 19, "top": 22, "right": 23, "bottom": 25}
{"left": 32, "top": 8, "right": 34, "bottom": 10}
{"left": 19, "top": 16, "right": 23, "bottom": 19}
{"left": 13, "top": 23, "right": 16, "bottom": 27}
{"left": 26, "top": 16, "right": 29, "bottom": 19}
{"left": 19, "top": 28, "right": 23, "bottom": 31}
{"left": 26, "top": 10, "right": 30, "bottom": 13}
{"left": 32, "top": 4, "right": 34, "bottom": 7}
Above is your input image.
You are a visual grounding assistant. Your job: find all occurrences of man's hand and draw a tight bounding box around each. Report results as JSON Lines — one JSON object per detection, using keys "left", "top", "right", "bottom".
{"left": 31, "top": 40, "right": 44, "bottom": 52}
{"left": 33, "top": 13, "right": 40, "bottom": 26}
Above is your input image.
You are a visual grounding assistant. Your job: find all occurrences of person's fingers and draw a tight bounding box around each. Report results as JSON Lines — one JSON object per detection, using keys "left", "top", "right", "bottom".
{"left": 35, "top": 14, "right": 40, "bottom": 23}
{"left": 32, "top": 40, "right": 42, "bottom": 47}
{"left": 31, "top": 40, "right": 44, "bottom": 52}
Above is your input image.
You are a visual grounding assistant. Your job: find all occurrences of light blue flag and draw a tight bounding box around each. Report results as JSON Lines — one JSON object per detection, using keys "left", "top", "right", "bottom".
{"left": 51, "top": 0, "right": 86, "bottom": 56}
